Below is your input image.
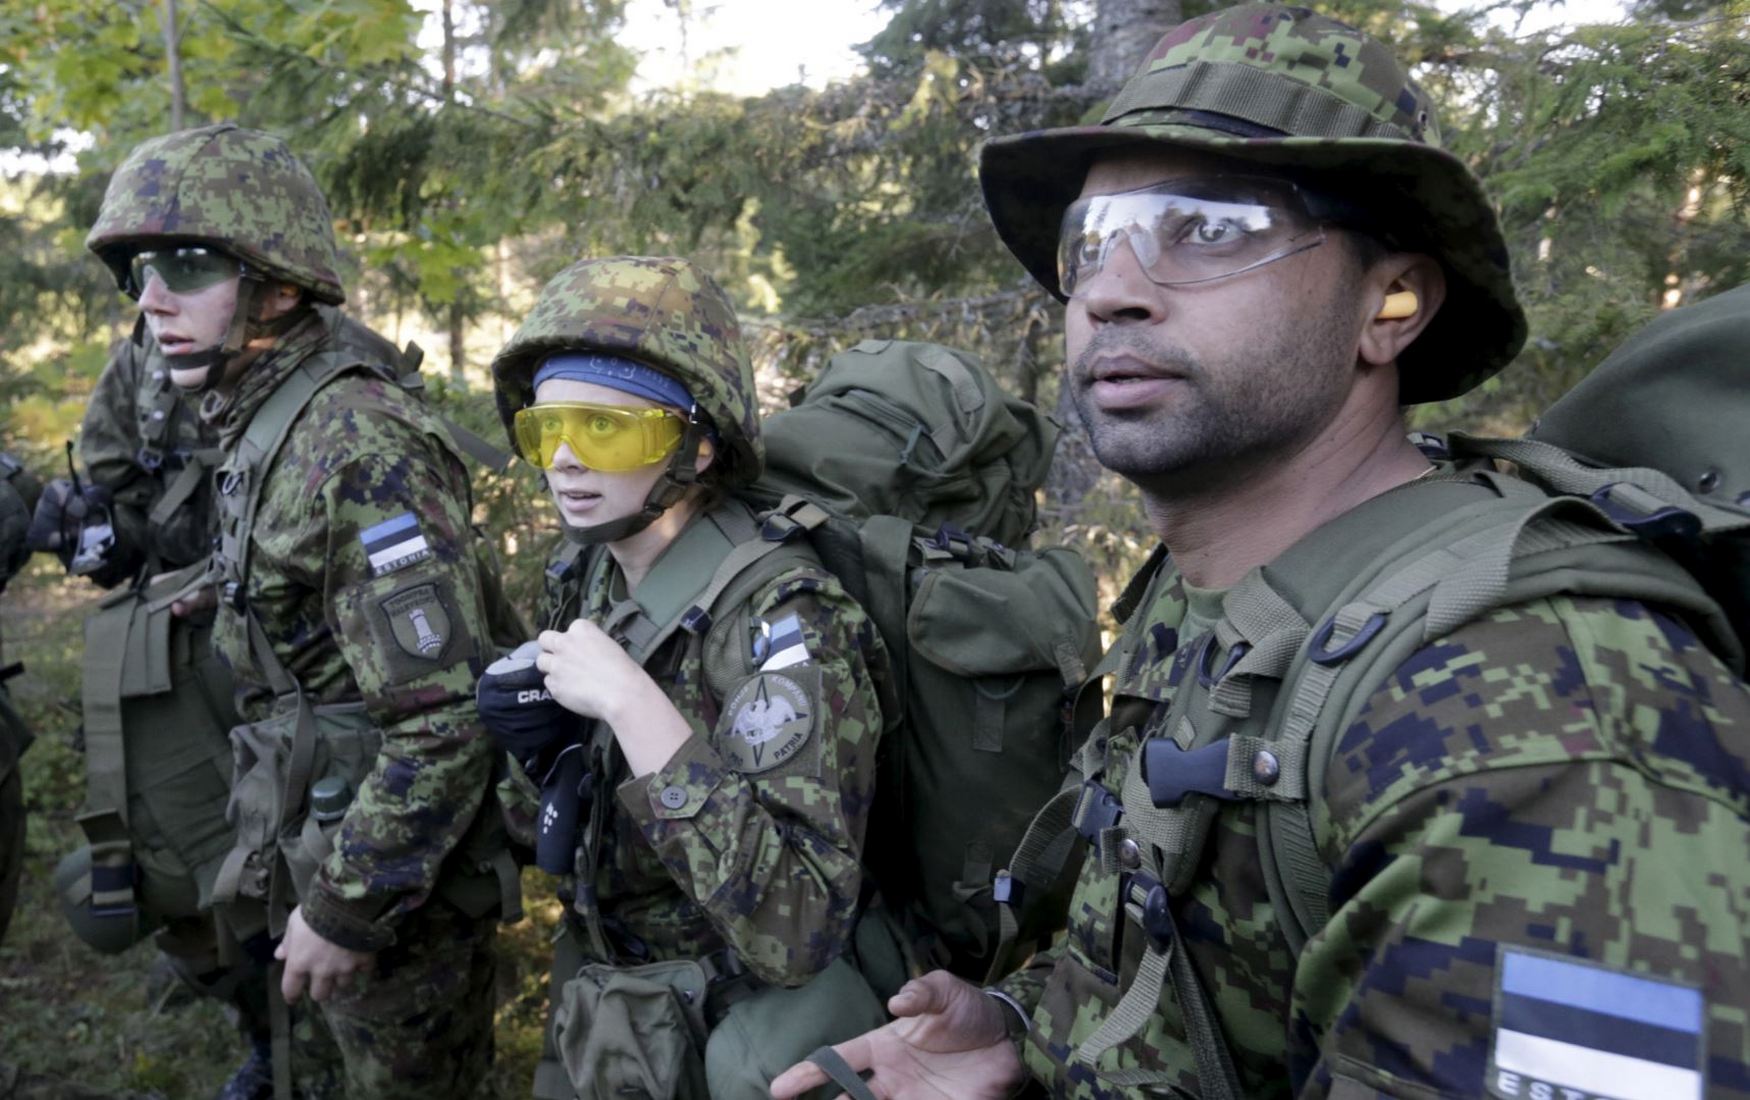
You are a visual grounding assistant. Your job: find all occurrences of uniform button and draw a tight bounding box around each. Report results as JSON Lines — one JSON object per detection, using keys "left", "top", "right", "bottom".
{"left": 1253, "top": 750, "right": 1281, "bottom": 786}
{"left": 658, "top": 785, "right": 688, "bottom": 810}
{"left": 1117, "top": 838, "right": 1142, "bottom": 869}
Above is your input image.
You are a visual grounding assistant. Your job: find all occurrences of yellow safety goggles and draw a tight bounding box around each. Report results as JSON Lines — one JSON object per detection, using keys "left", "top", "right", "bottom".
{"left": 512, "top": 402, "right": 686, "bottom": 471}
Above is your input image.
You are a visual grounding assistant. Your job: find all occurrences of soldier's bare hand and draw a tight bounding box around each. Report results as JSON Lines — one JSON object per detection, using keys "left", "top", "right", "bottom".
{"left": 275, "top": 905, "right": 372, "bottom": 1004}
{"left": 535, "top": 619, "right": 644, "bottom": 720}
{"left": 169, "top": 582, "right": 218, "bottom": 618}
{"left": 769, "top": 970, "right": 1024, "bottom": 1100}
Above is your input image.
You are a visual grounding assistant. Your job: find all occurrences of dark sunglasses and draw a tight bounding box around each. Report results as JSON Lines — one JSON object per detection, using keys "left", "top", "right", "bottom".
{"left": 127, "top": 246, "right": 242, "bottom": 298}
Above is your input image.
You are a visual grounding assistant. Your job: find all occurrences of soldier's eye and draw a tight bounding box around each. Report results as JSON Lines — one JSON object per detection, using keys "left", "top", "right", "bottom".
{"left": 586, "top": 414, "right": 617, "bottom": 436}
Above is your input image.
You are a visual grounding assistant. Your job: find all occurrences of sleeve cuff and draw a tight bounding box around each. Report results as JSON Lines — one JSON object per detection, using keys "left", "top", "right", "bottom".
{"left": 616, "top": 731, "right": 733, "bottom": 827}
{"left": 300, "top": 885, "right": 397, "bottom": 953}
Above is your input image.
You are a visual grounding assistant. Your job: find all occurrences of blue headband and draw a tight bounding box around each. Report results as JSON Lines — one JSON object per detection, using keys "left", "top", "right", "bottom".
{"left": 533, "top": 353, "right": 695, "bottom": 412}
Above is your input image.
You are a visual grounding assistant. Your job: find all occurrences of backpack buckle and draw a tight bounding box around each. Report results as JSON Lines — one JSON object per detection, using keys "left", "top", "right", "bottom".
{"left": 135, "top": 446, "right": 164, "bottom": 473}
{"left": 992, "top": 869, "right": 1024, "bottom": 909}
{"left": 1121, "top": 870, "right": 1174, "bottom": 950}
{"left": 1140, "top": 738, "right": 1243, "bottom": 809}
{"left": 1072, "top": 779, "right": 1123, "bottom": 840}
{"left": 1589, "top": 483, "right": 1702, "bottom": 540}
{"left": 931, "top": 522, "right": 975, "bottom": 557}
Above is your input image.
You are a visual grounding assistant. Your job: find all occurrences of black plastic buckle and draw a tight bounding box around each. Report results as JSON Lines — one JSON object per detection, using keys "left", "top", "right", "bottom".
{"left": 679, "top": 606, "right": 713, "bottom": 635}
{"left": 135, "top": 447, "right": 164, "bottom": 473}
{"left": 1589, "top": 484, "right": 1702, "bottom": 540}
{"left": 1141, "top": 738, "right": 1240, "bottom": 809}
{"left": 992, "top": 869, "right": 1024, "bottom": 909}
{"left": 932, "top": 521, "right": 974, "bottom": 557}
{"left": 759, "top": 512, "right": 804, "bottom": 543}
{"left": 1123, "top": 871, "right": 1174, "bottom": 951}
{"left": 1308, "top": 612, "right": 1388, "bottom": 667}
{"left": 1073, "top": 780, "right": 1124, "bottom": 841}
{"left": 223, "top": 579, "right": 247, "bottom": 612}
{"left": 1195, "top": 637, "right": 1251, "bottom": 689}
{"left": 219, "top": 470, "right": 243, "bottom": 497}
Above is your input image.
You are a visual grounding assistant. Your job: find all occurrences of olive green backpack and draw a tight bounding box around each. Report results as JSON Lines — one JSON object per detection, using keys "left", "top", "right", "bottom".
{"left": 544, "top": 339, "right": 1101, "bottom": 989}
{"left": 996, "top": 287, "right": 1750, "bottom": 1098}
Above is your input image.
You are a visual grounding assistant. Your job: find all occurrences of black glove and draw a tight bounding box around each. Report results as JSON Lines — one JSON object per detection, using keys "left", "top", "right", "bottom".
{"left": 476, "top": 640, "right": 576, "bottom": 770}
{"left": 26, "top": 478, "right": 114, "bottom": 574}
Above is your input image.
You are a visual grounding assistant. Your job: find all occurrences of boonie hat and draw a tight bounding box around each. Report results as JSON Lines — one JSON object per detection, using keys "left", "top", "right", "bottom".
{"left": 979, "top": 3, "right": 1528, "bottom": 404}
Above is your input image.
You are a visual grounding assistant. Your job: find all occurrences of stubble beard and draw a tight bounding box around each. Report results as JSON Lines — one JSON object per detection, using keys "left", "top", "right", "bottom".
{"left": 1069, "top": 311, "right": 1357, "bottom": 492}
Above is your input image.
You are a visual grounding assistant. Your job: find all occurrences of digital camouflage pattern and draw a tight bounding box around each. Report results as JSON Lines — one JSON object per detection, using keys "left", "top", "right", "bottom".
{"left": 86, "top": 123, "right": 346, "bottom": 304}
{"left": 540, "top": 518, "right": 885, "bottom": 985}
{"left": 490, "top": 256, "right": 764, "bottom": 487}
{"left": 978, "top": 3, "right": 1527, "bottom": 404}
{"left": 79, "top": 308, "right": 408, "bottom": 588}
{"left": 203, "top": 307, "right": 501, "bottom": 1093}
{"left": 289, "top": 894, "right": 497, "bottom": 1099}
{"left": 1000, "top": 553, "right": 1750, "bottom": 1097}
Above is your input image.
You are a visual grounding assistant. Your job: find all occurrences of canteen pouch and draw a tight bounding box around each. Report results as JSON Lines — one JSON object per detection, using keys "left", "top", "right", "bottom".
{"left": 553, "top": 958, "right": 710, "bottom": 1100}
{"left": 221, "top": 698, "right": 381, "bottom": 915}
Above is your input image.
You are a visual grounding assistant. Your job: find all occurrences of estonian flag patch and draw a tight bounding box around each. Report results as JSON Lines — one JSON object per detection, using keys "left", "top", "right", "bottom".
{"left": 359, "top": 512, "right": 433, "bottom": 577}
{"left": 758, "top": 612, "right": 811, "bottom": 671}
{"left": 1488, "top": 947, "right": 1704, "bottom": 1100}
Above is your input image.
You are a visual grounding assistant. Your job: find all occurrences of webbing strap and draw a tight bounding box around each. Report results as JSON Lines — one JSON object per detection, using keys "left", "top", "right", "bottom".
{"left": 76, "top": 592, "right": 136, "bottom": 914}
{"left": 146, "top": 449, "right": 223, "bottom": 531}
{"left": 1072, "top": 879, "right": 1242, "bottom": 1098}
{"left": 1454, "top": 434, "right": 1750, "bottom": 535}
{"left": 859, "top": 514, "right": 916, "bottom": 700}
{"left": 605, "top": 504, "right": 770, "bottom": 664}
{"left": 436, "top": 415, "right": 513, "bottom": 473}
{"left": 1208, "top": 577, "right": 1307, "bottom": 718}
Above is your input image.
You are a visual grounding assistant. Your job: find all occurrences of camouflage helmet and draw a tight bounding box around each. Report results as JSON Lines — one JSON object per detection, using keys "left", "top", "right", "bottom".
{"left": 979, "top": 3, "right": 1528, "bottom": 405}
{"left": 490, "top": 256, "right": 763, "bottom": 487}
{"left": 53, "top": 846, "right": 158, "bottom": 954}
{"left": 86, "top": 123, "right": 346, "bottom": 305}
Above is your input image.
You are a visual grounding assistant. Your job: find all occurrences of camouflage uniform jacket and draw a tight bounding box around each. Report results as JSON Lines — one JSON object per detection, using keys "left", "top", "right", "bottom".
{"left": 542, "top": 503, "right": 886, "bottom": 986}
{"left": 1002, "top": 540, "right": 1750, "bottom": 1097}
{"left": 80, "top": 307, "right": 408, "bottom": 588}
{"left": 207, "top": 309, "right": 497, "bottom": 952}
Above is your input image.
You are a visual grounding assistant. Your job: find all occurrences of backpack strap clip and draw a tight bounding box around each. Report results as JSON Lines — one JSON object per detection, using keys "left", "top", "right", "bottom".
{"left": 1588, "top": 482, "right": 1702, "bottom": 540}
{"left": 1121, "top": 869, "right": 1174, "bottom": 951}
{"left": 1307, "top": 610, "right": 1388, "bottom": 666}
{"left": 1072, "top": 779, "right": 1123, "bottom": 841}
{"left": 1141, "top": 735, "right": 1310, "bottom": 809}
{"left": 1195, "top": 636, "right": 1250, "bottom": 688}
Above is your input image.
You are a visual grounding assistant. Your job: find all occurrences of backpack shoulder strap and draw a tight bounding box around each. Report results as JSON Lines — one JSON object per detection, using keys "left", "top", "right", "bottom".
{"left": 1259, "top": 464, "right": 1735, "bottom": 955}
{"left": 212, "top": 352, "right": 373, "bottom": 693}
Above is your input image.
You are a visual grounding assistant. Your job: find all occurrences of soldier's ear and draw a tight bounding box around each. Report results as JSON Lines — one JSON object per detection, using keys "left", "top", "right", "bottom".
{"left": 256, "top": 281, "right": 305, "bottom": 322}
{"left": 1357, "top": 254, "right": 1445, "bottom": 369}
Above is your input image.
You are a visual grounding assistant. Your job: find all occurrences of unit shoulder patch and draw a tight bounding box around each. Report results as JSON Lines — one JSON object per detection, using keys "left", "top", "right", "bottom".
{"left": 357, "top": 577, "right": 476, "bottom": 685}
{"left": 715, "top": 668, "right": 819, "bottom": 775}
{"left": 1487, "top": 946, "right": 1704, "bottom": 1100}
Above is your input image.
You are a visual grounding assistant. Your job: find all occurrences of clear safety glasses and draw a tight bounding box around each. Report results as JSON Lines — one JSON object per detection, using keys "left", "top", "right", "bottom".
{"left": 127, "top": 246, "right": 244, "bottom": 299}
{"left": 512, "top": 402, "right": 686, "bottom": 471}
{"left": 1058, "top": 175, "right": 1328, "bottom": 297}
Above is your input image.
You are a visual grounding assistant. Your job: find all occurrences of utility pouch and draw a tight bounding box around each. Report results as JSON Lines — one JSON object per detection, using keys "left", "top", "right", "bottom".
{"left": 553, "top": 958, "right": 710, "bottom": 1100}
{"left": 216, "top": 696, "right": 381, "bottom": 927}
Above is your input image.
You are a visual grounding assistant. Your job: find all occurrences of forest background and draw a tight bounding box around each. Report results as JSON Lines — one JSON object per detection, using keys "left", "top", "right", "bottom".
{"left": 0, "top": 0, "right": 1746, "bottom": 1094}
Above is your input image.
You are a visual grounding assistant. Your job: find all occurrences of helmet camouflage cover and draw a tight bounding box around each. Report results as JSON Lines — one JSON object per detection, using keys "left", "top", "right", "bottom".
{"left": 491, "top": 256, "right": 763, "bottom": 486}
{"left": 979, "top": 3, "right": 1528, "bottom": 404}
{"left": 86, "top": 123, "right": 345, "bottom": 304}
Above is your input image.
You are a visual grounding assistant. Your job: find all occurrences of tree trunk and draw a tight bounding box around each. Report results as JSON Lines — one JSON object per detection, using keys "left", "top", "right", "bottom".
{"left": 442, "top": 0, "right": 465, "bottom": 383}
{"left": 1086, "top": 0, "right": 1183, "bottom": 95}
{"left": 449, "top": 302, "right": 466, "bottom": 384}
{"left": 163, "top": 0, "right": 186, "bottom": 130}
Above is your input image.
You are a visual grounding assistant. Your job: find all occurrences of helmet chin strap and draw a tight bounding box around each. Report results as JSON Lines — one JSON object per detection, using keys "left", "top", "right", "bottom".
{"left": 163, "top": 275, "right": 307, "bottom": 393}
{"left": 560, "top": 415, "right": 709, "bottom": 548}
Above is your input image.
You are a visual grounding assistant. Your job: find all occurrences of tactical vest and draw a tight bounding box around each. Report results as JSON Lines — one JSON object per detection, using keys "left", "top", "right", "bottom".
{"left": 202, "top": 348, "right": 521, "bottom": 938}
